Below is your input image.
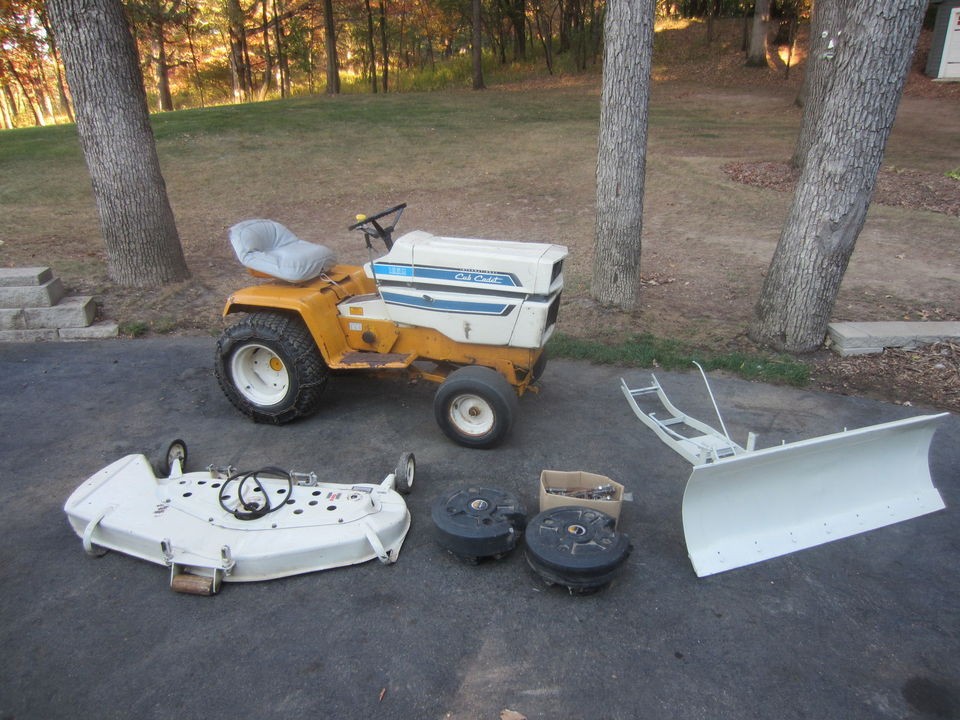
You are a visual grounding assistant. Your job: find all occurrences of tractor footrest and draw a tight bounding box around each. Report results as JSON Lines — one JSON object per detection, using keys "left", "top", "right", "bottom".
{"left": 334, "top": 351, "right": 416, "bottom": 369}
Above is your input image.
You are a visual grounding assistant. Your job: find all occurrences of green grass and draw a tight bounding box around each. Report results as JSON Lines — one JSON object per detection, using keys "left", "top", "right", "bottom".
{"left": 547, "top": 332, "right": 811, "bottom": 386}
{"left": 119, "top": 320, "right": 149, "bottom": 338}
{"left": 0, "top": 122, "right": 84, "bottom": 163}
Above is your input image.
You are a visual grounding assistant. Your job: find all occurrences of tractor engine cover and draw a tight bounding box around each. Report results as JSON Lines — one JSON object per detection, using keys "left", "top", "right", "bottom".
{"left": 431, "top": 486, "right": 527, "bottom": 562}
{"left": 524, "top": 506, "right": 631, "bottom": 593}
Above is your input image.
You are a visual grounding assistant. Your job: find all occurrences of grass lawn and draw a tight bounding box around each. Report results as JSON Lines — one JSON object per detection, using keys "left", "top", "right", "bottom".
{"left": 1, "top": 22, "right": 957, "bottom": 402}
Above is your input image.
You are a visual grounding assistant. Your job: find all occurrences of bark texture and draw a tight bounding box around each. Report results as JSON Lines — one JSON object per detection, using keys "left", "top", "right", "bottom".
{"left": 750, "top": 0, "right": 926, "bottom": 352}
{"left": 591, "top": 0, "right": 654, "bottom": 310}
{"left": 791, "top": 0, "right": 849, "bottom": 168}
{"left": 46, "top": 0, "right": 188, "bottom": 286}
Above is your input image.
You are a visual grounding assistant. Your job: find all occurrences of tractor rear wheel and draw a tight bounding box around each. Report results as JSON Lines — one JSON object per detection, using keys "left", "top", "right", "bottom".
{"left": 434, "top": 366, "right": 518, "bottom": 448}
{"left": 215, "top": 312, "right": 328, "bottom": 424}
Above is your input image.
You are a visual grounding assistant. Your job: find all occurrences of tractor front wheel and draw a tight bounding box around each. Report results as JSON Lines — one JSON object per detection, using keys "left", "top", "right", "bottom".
{"left": 215, "top": 312, "right": 328, "bottom": 424}
{"left": 434, "top": 366, "right": 518, "bottom": 449}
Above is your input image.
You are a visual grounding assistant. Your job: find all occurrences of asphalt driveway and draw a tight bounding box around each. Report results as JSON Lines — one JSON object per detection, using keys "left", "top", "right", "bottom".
{"left": 1, "top": 337, "right": 957, "bottom": 720}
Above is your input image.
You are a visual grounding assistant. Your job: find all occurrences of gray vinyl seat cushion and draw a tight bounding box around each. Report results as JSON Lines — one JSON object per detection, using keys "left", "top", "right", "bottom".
{"left": 229, "top": 219, "right": 337, "bottom": 283}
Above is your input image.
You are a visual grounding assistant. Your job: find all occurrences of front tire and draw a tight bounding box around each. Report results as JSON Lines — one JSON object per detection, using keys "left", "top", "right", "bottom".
{"left": 215, "top": 312, "right": 328, "bottom": 424}
{"left": 433, "top": 366, "right": 518, "bottom": 449}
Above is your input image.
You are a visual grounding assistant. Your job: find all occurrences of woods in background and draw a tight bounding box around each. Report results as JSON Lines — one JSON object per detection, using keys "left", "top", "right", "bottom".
{"left": 1, "top": 0, "right": 808, "bottom": 128}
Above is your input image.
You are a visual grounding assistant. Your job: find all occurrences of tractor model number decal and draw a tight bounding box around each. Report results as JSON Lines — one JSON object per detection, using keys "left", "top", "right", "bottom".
{"left": 375, "top": 264, "right": 413, "bottom": 277}
{"left": 374, "top": 263, "right": 520, "bottom": 288}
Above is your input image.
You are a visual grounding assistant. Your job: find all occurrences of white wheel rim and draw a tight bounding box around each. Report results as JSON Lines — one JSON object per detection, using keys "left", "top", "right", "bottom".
{"left": 404, "top": 458, "right": 415, "bottom": 488}
{"left": 166, "top": 443, "right": 186, "bottom": 469}
{"left": 231, "top": 343, "right": 290, "bottom": 407}
{"left": 448, "top": 394, "right": 495, "bottom": 437}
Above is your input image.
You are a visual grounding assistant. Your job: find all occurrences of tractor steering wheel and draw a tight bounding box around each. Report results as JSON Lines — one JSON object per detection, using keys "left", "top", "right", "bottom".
{"left": 348, "top": 203, "right": 407, "bottom": 250}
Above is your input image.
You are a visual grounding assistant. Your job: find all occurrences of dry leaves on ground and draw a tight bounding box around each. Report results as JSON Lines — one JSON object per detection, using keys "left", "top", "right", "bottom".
{"left": 812, "top": 342, "right": 960, "bottom": 413}
{"left": 722, "top": 162, "right": 960, "bottom": 217}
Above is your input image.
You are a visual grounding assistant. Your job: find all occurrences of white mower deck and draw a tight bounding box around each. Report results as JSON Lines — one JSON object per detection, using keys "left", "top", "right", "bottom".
{"left": 621, "top": 372, "right": 947, "bottom": 577}
{"left": 65, "top": 454, "right": 412, "bottom": 593}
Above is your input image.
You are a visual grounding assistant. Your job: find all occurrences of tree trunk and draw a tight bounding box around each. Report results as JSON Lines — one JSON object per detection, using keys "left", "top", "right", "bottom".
{"left": 152, "top": 16, "right": 174, "bottom": 111}
{"left": 0, "top": 81, "right": 13, "bottom": 129}
{"left": 791, "top": 0, "right": 849, "bottom": 168}
{"left": 185, "top": 20, "right": 206, "bottom": 107}
{"left": 227, "top": 0, "right": 252, "bottom": 101}
{"left": 745, "top": 0, "right": 770, "bottom": 67}
{"left": 378, "top": 0, "right": 389, "bottom": 92}
{"left": 510, "top": 0, "right": 526, "bottom": 60}
{"left": 472, "top": 0, "right": 485, "bottom": 89}
{"left": 364, "top": 0, "right": 378, "bottom": 93}
{"left": 750, "top": 0, "right": 926, "bottom": 352}
{"left": 533, "top": 4, "right": 554, "bottom": 74}
{"left": 272, "top": 0, "right": 290, "bottom": 97}
{"left": 592, "top": 0, "right": 655, "bottom": 310}
{"left": 706, "top": 0, "right": 718, "bottom": 43}
{"left": 45, "top": 0, "right": 189, "bottom": 287}
{"left": 590, "top": 0, "right": 603, "bottom": 64}
{"left": 259, "top": 0, "right": 273, "bottom": 97}
{"left": 323, "top": 0, "right": 340, "bottom": 94}
{"left": 39, "top": 7, "right": 75, "bottom": 121}
{"left": 4, "top": 59, "right": 46, "bottom": 125}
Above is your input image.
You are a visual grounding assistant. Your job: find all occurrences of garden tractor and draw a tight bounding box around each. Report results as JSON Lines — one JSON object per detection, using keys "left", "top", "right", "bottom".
{"left": 215, "top": 203, "right": 568, "bottom": 448}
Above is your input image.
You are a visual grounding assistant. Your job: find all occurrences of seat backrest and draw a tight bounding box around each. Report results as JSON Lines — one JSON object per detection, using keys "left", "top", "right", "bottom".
{"left": 230, "top": 219, "right": 298, "bottom": 255}
{"left": 228, "top": 219, "right": 336, "bottom": 283}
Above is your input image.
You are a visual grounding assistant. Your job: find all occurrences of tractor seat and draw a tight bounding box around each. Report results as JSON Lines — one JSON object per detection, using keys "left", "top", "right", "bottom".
{"left": 229, "top": 219, "right": 337, "bottom": 283}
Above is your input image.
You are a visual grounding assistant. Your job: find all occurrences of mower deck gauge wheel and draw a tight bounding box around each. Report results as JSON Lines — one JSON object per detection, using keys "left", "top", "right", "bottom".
{"left": 524, "top": 506, "right": 631, "bottom": 594}
{"left": 431, "top": 486, "right": 527, "bottom": 562}
{"left": 153, "top": 439, "right": 188, "bottom": 477}
{"left": 394, "top": 453, "right": 415, "bottom": 495}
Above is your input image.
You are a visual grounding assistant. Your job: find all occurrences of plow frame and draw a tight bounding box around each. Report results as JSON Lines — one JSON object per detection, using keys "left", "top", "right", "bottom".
{"left": 620, "top": 372, "right": 948, "bottom": 577}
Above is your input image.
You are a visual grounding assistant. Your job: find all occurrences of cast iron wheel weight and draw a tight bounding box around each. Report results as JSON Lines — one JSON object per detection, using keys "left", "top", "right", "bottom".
{"left": 524, "top": 506, "right": 631, "bottom": 594}
{"left": 431, "top": 486, "right": 527, "bottom": 563}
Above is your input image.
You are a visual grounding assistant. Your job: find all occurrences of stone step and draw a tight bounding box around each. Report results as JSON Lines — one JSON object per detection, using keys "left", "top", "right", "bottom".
{"left": 0, "top": 296, "right": 97, "bottom": 330}
{"left": 0, "top": 321, "right": 118, "bottom": 343}
{"left": 0, "top": 266, "right": 53, "bottom": 288}
{"left": 0, "top": 328, "right": 60, "bottom": 342}
{"left": 26, "top": 296, "right": 97, "bottom": 328}
{"left": 60, "top": 321, "right": 119, "bottom": 341}
{"left": 827, "top": 321, "right": 960, "bottom": 356}
{"left": 0, "top": 266, "right": 118, "bottom": 343}
{"left": 0, "top": 277, "right": 66, "bottom": 308}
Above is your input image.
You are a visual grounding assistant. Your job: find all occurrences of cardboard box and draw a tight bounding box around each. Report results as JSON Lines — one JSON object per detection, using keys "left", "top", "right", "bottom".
{"left": 539, "top": 470, "right": 624, "bottom": 526}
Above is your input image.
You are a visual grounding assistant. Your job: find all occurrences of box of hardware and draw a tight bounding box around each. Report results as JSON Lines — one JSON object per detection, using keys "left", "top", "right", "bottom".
{"left": 539, "top": 470, "right": 624, "bottom": 526}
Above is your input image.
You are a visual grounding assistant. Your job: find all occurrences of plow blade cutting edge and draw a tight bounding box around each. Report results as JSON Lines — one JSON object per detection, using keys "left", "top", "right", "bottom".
{"left": 621, "top": 375, "right": 948, "bottom": 577}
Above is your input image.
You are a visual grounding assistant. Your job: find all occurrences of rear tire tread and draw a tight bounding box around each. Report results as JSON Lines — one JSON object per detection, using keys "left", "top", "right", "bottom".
{"left": 215, "top": 312, "right": 328, "bottom": 425}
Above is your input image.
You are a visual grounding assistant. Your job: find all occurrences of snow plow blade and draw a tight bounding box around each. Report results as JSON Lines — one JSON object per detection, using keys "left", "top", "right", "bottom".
{"left": 621, "top": 375, "right": 948, "bottom": 577}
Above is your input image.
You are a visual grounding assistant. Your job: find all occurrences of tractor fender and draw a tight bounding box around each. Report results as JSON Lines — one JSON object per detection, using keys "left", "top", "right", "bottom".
{"left": 222, "top": 284, "right": 347, "bottom": 364}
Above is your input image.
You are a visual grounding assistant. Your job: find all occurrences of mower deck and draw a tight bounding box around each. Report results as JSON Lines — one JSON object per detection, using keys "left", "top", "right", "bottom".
{"left": 64, "top": 454, "right": 411, "bottom": 593}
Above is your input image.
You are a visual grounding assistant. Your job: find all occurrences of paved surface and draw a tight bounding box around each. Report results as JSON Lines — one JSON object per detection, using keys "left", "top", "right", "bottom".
{"left": 1, "top": 337, "right": 958, "bottom": 720}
